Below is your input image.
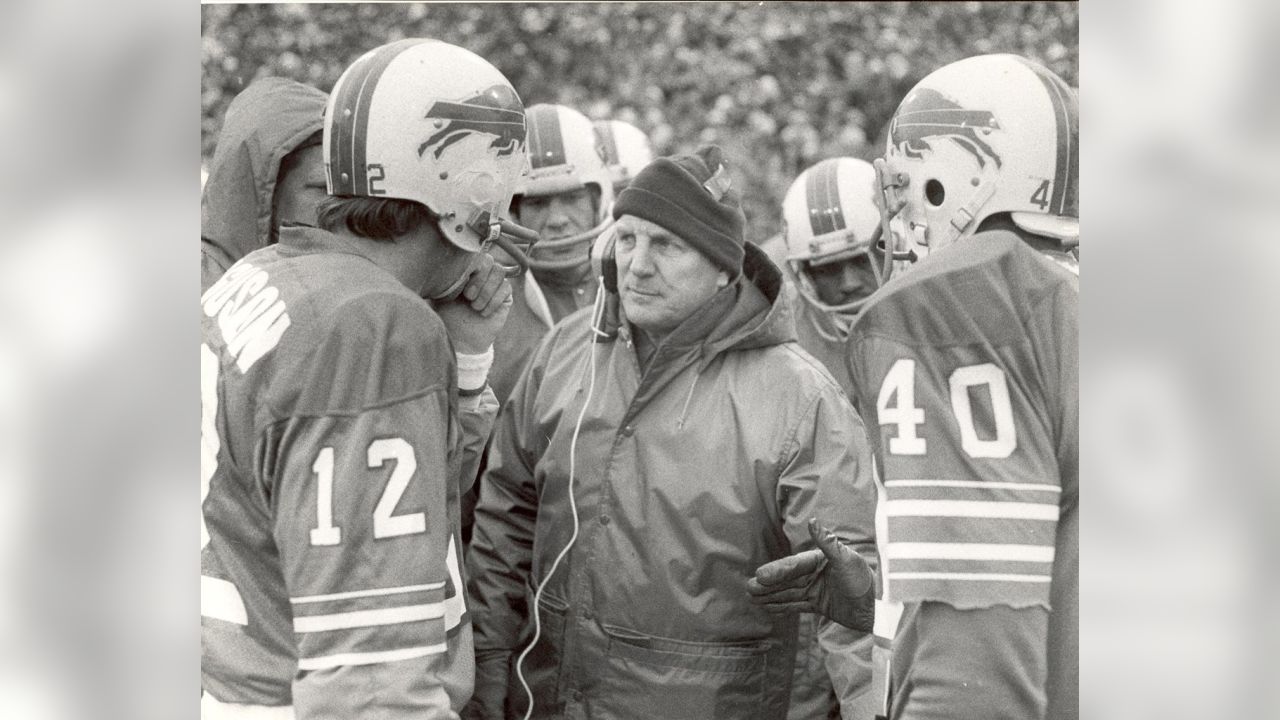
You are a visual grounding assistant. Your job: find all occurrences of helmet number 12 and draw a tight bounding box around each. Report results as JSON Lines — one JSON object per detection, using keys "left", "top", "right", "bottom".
{"left": 877, "top": 358, "right": 1018, "bottom": 459}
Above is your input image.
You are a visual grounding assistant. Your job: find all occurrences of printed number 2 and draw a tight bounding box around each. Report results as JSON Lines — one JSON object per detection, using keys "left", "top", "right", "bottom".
{"left": 367, "top": 164, "right": 386, "bottom": 196}
{"left": 877, "top": 358, "right": 1018, "bottom": 459}
{"left": 1029, "top": 179, "right": 1051, "bottom": 210}
{"left": 310, "top": 438, "right": 424, "bottom": 546}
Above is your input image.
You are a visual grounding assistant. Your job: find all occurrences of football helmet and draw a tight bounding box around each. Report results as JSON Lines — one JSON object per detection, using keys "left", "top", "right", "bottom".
{"left": 875, "top": 54, "right": 1079, "bottom": 280}
{"left": 782, "top": 157, "right": 883, "bottom": 315}
{"left": 324, "top": 38, "right": 533, "bottom": 258}
{"left": 593, "top": 119, "right": 654, "bottom": 193}
{"left": 516, "top": 103, "right": 615, "bottom": 270}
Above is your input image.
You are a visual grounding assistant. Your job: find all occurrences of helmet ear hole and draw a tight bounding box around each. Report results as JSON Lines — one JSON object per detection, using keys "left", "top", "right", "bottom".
{"left": 925, "top": 179, "right": 946, "bottom": 207}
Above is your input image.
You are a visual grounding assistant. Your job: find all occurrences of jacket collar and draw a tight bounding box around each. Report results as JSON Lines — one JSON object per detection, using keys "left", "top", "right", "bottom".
{"left": 612, "top": 242, "right": 799, "bottom": 411}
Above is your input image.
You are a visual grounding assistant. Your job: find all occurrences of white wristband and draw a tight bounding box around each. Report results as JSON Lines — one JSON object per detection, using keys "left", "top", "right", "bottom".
{"left": 455, "top": 346, "right": 494, "bottom": 392}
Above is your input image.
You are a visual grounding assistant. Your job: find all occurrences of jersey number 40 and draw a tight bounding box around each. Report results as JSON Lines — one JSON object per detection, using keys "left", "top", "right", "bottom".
{"left": 877, "top": 358, "right": 1017, "bottom": 459}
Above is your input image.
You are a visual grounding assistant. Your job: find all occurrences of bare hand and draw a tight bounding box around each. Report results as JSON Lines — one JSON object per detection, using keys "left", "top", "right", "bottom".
{"left": 433, "top": 253, "right": 513, "bottom": 354}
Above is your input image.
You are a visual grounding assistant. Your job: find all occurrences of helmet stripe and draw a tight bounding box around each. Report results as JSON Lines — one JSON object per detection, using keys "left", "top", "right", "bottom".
{"left": 528, "top": 105, "right": 566, "bottom": 169}
{"left": 1018, "top": 58, "right": 1078, "bottom": 216}
{"left": 595, "top": 121, "right": 619, "bottom": 165}
{"left": 329, "top": 39, "right": 421, "bottom": 196}
{"left": 805, "top": 159, "right": 846, "bottom": 236}
{"left": 328, "top": 51, "right": 376, "bottom": 195}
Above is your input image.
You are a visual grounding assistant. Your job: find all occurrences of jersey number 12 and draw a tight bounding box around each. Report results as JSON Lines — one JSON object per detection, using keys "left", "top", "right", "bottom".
{"left": 310, "top": 438, "right": 425, "bottom": 546}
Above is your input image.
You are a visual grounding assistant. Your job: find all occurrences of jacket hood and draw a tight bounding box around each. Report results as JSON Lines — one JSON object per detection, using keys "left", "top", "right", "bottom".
{"left": 698, "top": 240, "right": 797, "bottom": 359}
{"left": 201, "top": 77, "right": 327, "bottom": 280}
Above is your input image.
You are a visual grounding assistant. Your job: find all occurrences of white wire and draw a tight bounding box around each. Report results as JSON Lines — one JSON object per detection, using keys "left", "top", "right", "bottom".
{"left": 515, "top": 276, "right": 607, "bottom": 720}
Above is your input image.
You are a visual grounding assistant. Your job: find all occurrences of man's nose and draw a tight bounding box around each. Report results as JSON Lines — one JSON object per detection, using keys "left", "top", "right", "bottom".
{"left": 839, "top": 263, "right": 861, "bottom": 290}
{"left": 627, "top": 240, "right": 656, "bottom": 277}
{"left": 547, "top": 197, "right": 574, "bottom": 226}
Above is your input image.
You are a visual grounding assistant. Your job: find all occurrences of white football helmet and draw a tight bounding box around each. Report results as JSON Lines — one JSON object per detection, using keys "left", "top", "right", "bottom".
{"left": 516, "top": 103, "right": 615, "bottom": 268}
{"left": 593, "top": 119, "right": 654, "bottom": 193}
{"left": 875, "top": 54, "right": 1079, "bottom": 279}
{"left": 782, "top": 157, "right": 882, "bottom": 315}
{"left": 323, "top": 39, "right": 529, "bottom": 254}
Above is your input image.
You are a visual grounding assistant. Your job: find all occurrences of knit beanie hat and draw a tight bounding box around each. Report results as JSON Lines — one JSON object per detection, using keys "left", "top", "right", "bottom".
{"left": 612, "top": 145, "right": 746, "bottom": 277}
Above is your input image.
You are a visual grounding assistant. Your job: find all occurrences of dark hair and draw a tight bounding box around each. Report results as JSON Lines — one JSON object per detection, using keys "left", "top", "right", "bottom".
{"left": 316, "top": 195, "right": 438, "bottom": 242}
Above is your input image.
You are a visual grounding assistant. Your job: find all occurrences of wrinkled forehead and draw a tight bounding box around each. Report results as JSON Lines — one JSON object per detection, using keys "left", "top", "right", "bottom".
{"left": 614, "top": 214, "right": 687, "bottom": 246}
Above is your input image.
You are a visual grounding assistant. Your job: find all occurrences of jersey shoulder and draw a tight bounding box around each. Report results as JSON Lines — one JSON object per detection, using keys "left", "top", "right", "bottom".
{"left": 853, "top": 230, "right": 1074, "bottom": 350}
{"left": 203, "top": 244, "right": 453, "bottom": 418}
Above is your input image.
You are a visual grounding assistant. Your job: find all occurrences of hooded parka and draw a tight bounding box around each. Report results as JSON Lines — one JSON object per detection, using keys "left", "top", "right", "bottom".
{"left": 201, "top": 77, "right": 327, "bottom": 293}
{"left": 466, "top": 244, "right": 878, "bottom": 720}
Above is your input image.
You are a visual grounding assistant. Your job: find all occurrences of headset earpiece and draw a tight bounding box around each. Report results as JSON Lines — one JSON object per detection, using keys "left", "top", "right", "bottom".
{"left": 601, "top": 234, "right": 618, "bottom": 294}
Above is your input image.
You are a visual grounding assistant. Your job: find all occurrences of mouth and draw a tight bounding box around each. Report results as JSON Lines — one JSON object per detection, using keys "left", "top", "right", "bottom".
{"left": 624, "top": 286, "right": 660, "bottom": 298}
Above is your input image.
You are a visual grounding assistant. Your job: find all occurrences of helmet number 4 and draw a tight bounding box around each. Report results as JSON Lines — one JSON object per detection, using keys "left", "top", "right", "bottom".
{"left": 877, "top": 358, "right": 1018, "bottom": 459}
{"left": 1029, "top": 179, "right": 1051, "bottom": 211}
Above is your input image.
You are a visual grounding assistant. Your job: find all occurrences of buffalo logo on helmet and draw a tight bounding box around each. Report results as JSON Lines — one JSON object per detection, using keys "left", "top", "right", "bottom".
{"left": 890, "top": 88, "right": 1002, "bottom": 169}
{"left": 418, "top": 85, "right": 526, "bottom": 160}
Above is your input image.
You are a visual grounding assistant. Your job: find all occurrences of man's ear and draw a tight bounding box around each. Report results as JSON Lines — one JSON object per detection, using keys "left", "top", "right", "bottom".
{"left": 716, "top": 270, "right": 730, "bottom": 288}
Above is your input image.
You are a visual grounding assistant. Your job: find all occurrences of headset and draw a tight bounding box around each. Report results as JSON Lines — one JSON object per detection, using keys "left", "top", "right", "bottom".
{"left": 513, "top": 233, "right": 616, "bottom": 719}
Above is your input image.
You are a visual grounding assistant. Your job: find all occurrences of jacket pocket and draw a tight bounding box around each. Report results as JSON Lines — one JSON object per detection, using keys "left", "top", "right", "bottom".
{"left": 595, "top": 624, "right": 768, "bottom": 720}
{"left": 507, "top": 590, "right": 569, "bottom": 719}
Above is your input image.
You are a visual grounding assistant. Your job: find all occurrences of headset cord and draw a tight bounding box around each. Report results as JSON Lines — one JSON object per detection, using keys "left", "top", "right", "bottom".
{"left": 514, "top": 277, "right": 607, "bottom": 720}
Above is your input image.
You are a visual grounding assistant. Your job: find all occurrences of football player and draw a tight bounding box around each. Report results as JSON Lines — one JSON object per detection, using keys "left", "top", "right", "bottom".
{"left": 779, "top": 157, "right": 888, "bottom": 720}
{"left": 488, "top": 103, "right": 615, "bottom": 405}
{"left": 200, "top": 39, "right": 529, "bottom": 719}
{"left": 751, "top": 54, "right": 1078, "bottom": 720}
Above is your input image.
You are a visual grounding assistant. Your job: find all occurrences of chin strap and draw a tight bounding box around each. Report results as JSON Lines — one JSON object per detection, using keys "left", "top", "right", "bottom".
{"left": 467, "top": 211, "right": 541, "bottom": 278}
{"left": 872, "top": 159, "right": 916, "bottom": 286}
{"left": 521, "top": 216, "right": 615, "bottom": 273}
{"left": 937, "top": 180, "right": 997, "bottom": 249}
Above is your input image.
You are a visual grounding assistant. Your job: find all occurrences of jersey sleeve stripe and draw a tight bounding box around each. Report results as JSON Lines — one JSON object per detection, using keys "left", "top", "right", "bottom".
{"left": 290, "top": 582, "right": 446, "bottom": 605}
{"left": 873, "top": 599, "right": 904, "bottom": 642}
{"left": 296, "top": 644, "right": 447, "bottom": 670}
{"left": 884, "top": 479, "right": 1060, "bottom": 494}
{"left": 443, "top": 534, "right": 466, "bottom": 631}
{"left": 201, "top": 576, "right": 248, "bottom": 626}
{"left": 885, "top": 542, "right": 1055, "bottom": 562}
{"left": 888, "top": 572, "right": 1052, "bottom": 583}
{"left": 884, "top": 499, "right": 1059, "bottom": 521}
{"left": 293, "top": 603, "right": 444, "bottom": 633}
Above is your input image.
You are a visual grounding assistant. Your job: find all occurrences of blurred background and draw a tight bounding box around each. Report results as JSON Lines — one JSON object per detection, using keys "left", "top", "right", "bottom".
{"left": 200, "top": 2, "right": 1078, "bottom": 242}
{"left": 0, "top": 2, "right": 1275, "bottom": 719}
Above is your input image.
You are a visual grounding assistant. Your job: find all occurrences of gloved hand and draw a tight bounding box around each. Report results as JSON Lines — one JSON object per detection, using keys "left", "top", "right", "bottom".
{"left": 462, "top": 648, "right": 511, "bottom": 720}
{"left": 747, "top": 518, "right": 876, "bottom": 632}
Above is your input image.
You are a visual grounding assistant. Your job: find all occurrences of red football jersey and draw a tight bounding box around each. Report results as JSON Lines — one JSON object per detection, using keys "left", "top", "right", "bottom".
{"left": 200, "top": 227, "right": 471, "bottom": 718}
{"left": 847, "top": 230, "right": 1077, "bottom": 720}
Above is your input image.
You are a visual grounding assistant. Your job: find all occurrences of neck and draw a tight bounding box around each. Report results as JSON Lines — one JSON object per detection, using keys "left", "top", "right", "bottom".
{"left": 628, "top": 282, "right": 738, "bottom": 361}
{"left": 532, "top": 260, "right": 592, "bottom": 287}
{"left": 329, "top": 227, "right": 432, "bottom": 295}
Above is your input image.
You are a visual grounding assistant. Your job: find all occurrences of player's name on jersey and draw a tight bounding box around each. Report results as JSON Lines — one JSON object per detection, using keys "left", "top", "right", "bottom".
{"left": 202, "top": 262, "right": 292, "bottom": 373}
